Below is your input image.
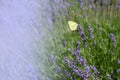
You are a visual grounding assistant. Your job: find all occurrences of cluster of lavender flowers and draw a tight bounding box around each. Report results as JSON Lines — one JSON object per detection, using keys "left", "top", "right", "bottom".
{"left": 77, "top": 24, "right": 87, "bottom": 48}
{"left": 87, "top": 25, "right": 94, "bottom": 39}
{"left": 77, "top": 24, "right": 95, "bottom": 47}
{"left": 62, "top": 23, "right": 118, "bottom": 79}
{"left": 64, "top": 41, "right": 100, "bottom": 80}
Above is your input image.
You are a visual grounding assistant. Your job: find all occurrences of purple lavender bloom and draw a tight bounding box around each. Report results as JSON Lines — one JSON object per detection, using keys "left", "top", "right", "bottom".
{"left": 109, "top": 33, "right": 116, "bottom": 48}
{"left": 87, "top": 25, "right": 94, "bottom": 39}
{"left": 73, "top": 68, "right": 83, "bottom": 77}
{"left": 78, "top": 58, "right": 86, "bottom": 66}
{"left": 91, "top": 35, "right": 94, "bottom": 39}
{"left": 64, "top": 70, "right": 73, "bottom": 80}
{"left": 73, "top": 48, "right": 81, "bottom": 56}
{"left": 71, "top": 64, "right": 76, "bottom": 69}
{"left": 84, "top": 66, "right": 90, "bottom": 78}
{"left": 78, "top": 0, "right": 83, "bottom": 7}
{"left": 107, "top": 74, "right": 111, "bottom": 79}
{"left": 80, "top": 32, "right": 86, "bottom": 40}
{"left": 110, "top": 33, "right": 114, "bottom": 40}
{"left": 118, "top": 60, "right": 120, "bottom": 64}
{"left": 88, "top": 26, "right": 92, "bottom": 34}
{"left": 77, "top": 24, "right": 88, "bottom": 47}
{"left": 76, "top": 41, "right": 81, "bottom": 48}
{"left": 64, "top": 57, "right": 70, "bottom": 63}
{"left": 110, "top": 33, "right": 116, "bottom": 42}
{"left": 64, "top": 57, "right": 72, "bottom": 67}
{"left": 90, "top": 65, "right": 99, "bottom": 74}
{"left": 73, "top": 69, "right": 79, "bottom": 74}
{"left": 60, "top": 4, "right": 67, "bottom": 9}
{"left": 49, "top": 54, "right": 55, "bottom": 62}
{"left": 80, "top": 73, "right": 84, "bottom": 78}
{"left": 78, "top": 24, "right": 83, "bottom": 32}
{"left": 64, "top": 70, "right": 70, "bottom": 76}
{"left": 117, "top": 69, "right": 120, "bottom": 73}
{"left": 56, "top": 67, "right": 61, "bottom": 73}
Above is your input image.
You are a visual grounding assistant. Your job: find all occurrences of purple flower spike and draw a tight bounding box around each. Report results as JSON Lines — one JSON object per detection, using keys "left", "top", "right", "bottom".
{"left": 109, "top": 33, "right": 116, "bottom": 48}
{"left": 110, "top": 33, "right": 114, "bottom": 40}
{"left": 110, "top": 33, "right": 116, "bottom": 42}
{"left": 84, "top": 66, "right": 90, "bottom": 78}
{"left": 87, "top": 25, "right": 94, "bottom": 39}
{"left": 50, "top": 54, "right": 55, "bottom": 62}
{"left": 118, "top": 60, "right": 120, "bottom": 64}
{"left": 64, "top": 70, "right": 73, "bottom": 80}
{"left": 76, "top": 41, "right": 81, "bottom": 48}
{"left": 107, "top": 74, "right": 111, "bottom": 79}
{"left": 117, "top": 69, "right": 120, "bottom": 73}
{"left": 90, "top": 65, "right": 99, "bottom": 74}
{"left": 56, "top": 67, "right": 61, "bottom": 73}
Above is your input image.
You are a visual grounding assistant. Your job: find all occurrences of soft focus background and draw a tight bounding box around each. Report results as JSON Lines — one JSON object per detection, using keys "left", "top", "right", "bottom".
{"left": 0, "top": 0, "right": 56, "bottom": 80}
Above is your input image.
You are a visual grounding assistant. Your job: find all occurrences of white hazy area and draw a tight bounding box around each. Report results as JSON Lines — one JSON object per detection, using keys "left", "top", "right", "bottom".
{"left": 0, "top": 0, "right": 53, "bottom": 80}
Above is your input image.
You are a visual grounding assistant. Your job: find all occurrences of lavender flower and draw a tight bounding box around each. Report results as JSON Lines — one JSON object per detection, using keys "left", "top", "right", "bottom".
{"left": 64, "top": 70, "right": 73, "bottom": 80}
{"left": 73, "top": 48, "right": 81, "bottom": 56}
{"left": 78, "top": 24, "right": 87, "bottom": 47}
{"left": 63, "top": 34, "right": 100, "bottom": 79}
{"left": 78, "top": 58, "right": 86, "bottom": 66}
{"left": 64, "top": 57, "right": 70, "bottom": 64}
{"left": 76, "top": 41, "right": 80, "bottom": 48}
{"left": 73, "top": 68, "right": 80, "bottom": 75}
{"left": 110, "top": 33, "right": 116, "bottom": 42}
{"left": 56, "top": 67, "right": 61, "bottom": 73}
{"left": 78, "top": 0, "right": 83, "bottom": 7}
{"left": 80, "top": 32, "right": 86, "bottom": 41}
{"left": 84, "top": 66, "right": 90, "bottom": 78}
{"left": 78, "top": 24, "right": 83, "bottom": 32}
{"left": 118, "top": 60, "right": 120, "bottom": 65}
{"left": 117, "top": 69, "right": 120, "bottom": 73}
{"left": 90, "top": 65, "right": 99, "bottom": 74}
{"left": 49, "top": 54, "right": 55, "bottom": 62}
{"left": 109, "top": 33, "right": 116, "bottom": 48}
{"left": 87, "top": 25, "right": 94, "bottom": 39}
{"left": 107, "top": 74, "right": 112, "bottom": 79}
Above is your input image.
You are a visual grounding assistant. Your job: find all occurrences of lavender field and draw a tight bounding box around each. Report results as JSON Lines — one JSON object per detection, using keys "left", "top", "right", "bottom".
{"left": 0, "top": 0, "right": 120, "bottom": 80}
{"left": 46, "top": 0, "right": 120, "bottom": 80}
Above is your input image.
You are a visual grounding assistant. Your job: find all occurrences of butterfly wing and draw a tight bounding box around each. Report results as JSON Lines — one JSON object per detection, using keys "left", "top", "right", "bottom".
{"left": 68, "top": 21, "right": 78, "bottom": 31}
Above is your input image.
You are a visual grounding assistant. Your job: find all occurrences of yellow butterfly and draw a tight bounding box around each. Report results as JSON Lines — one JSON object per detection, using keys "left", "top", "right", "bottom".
{"left": 68, "top": 21, "right": 78, "bottom": 31}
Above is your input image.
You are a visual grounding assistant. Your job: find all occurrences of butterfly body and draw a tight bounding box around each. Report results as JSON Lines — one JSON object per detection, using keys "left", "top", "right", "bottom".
{"left": 68, "top": 21, "right": 78, "bottom": 31}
